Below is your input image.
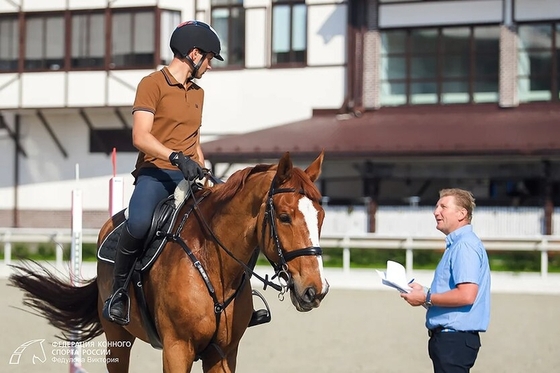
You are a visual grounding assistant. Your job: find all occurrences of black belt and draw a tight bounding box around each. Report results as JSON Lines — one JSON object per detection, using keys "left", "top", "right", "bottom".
{"left": 428, "top": 326, "right": 479, "bottom": 337}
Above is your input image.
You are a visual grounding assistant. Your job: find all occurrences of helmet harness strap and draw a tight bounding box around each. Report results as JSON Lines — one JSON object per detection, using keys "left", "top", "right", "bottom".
{"left": 185, "top": 50, "right": 208, "bottom": 81}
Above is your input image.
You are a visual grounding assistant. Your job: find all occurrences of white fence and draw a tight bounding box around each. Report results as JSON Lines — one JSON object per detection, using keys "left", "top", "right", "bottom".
{"left": 2, "top": 227, "right": 560, "bottom": 278}
{"left": 322, "top": 206, "right": 556, "bottom": 237}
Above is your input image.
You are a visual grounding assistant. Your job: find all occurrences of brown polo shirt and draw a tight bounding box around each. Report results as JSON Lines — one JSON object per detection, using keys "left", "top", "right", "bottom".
{"left": 131, "top": 67, "right": 204, "bottom": 178}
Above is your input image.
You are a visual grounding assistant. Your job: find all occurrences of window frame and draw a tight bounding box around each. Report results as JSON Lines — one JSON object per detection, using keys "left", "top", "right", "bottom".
{"left": 379, "top": 24, "right": 501, "bottom": 106}
{"left": 210, "top": 0, "right": 246, "bottom": 69}
{"left": 517, "top": 21, "right": 560, "bottom": 103}
{"left": 0, "top": 14, "right": 19, "bottom": 72}
{"left": 271, "top": 0, "right": 307, "bottom": 67}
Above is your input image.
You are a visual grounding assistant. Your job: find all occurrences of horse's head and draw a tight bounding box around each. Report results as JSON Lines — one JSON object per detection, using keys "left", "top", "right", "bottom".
{"left": 258, "top": 151, "right": 329, "bottom": 311}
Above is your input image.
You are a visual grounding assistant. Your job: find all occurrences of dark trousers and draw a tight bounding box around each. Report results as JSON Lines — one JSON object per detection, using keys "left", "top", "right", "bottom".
{"left": 428, "top": 331, "right": 481, "bottom": 373}
{"left": 127, "top": 168, "right": 184, "bottom": 239}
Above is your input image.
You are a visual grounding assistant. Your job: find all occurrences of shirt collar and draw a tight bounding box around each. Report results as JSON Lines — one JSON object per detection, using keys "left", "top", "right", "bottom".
{"left": 445, "top": 224, "right": 472, "bottom": 249}
{"left": 161, "top": 67, "right": 193, "bottom": 89}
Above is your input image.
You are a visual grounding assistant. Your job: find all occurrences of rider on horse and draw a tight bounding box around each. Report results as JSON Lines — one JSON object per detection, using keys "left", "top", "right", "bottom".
{"left": 102, "top": 20, "right": 268, "bottom": 327}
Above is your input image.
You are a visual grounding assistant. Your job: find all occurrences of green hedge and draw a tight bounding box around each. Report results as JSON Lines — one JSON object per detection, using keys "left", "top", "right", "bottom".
{"left": 3, "top": 243, "right": 560, "bottom": 273}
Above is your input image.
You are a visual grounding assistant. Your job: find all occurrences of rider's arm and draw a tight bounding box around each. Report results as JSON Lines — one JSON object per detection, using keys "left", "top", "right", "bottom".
{"left": 132, "top": 110, "right": 174, "bottom": 161}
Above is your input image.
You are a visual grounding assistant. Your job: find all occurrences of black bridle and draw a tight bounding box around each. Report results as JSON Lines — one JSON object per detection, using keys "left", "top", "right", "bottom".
{"left": 261, "top": 177, "right": 323, "bottom": 293}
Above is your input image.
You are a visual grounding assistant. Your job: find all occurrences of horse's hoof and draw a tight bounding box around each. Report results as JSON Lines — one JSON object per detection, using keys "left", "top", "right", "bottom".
{"left": 248, "top": 309, "right": 271, "bottom": 327}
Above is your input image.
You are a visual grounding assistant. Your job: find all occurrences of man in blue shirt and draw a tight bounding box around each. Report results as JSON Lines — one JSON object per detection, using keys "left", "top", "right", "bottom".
{"left": 401, "top": 188, "right": 491, "bottom": 373}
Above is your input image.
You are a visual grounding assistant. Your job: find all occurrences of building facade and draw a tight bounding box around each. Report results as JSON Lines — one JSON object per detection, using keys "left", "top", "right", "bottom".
{"left": 0, "top": 0, "right": 559, "bottom": 233}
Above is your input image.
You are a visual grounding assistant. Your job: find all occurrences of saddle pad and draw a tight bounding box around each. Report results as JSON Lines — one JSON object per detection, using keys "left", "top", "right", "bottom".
{"left": 97, "top": 206, "right": 181, "bottom": 272}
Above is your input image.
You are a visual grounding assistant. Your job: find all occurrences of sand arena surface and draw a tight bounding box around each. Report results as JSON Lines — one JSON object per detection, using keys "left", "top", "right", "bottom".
{"left": 2, "top": 275, "right": 560, "bottom": 373}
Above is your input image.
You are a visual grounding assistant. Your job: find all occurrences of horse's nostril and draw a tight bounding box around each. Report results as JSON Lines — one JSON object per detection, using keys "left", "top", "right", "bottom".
{"left": 303, "top": 287, "right": 316, "bottom": 303}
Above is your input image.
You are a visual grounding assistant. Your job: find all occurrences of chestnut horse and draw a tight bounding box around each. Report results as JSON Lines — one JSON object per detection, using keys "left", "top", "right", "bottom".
{"left": 9, "top": 151, "right": 329, "bottom": 373}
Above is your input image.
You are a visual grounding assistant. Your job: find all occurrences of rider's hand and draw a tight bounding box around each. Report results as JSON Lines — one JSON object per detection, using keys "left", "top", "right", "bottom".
{"left": 169, "top": 151, "right": 204, "bottom": 181}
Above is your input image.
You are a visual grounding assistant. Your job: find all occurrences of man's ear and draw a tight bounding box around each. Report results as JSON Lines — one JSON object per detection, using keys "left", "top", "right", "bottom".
{"left": 457, "top": 208, "right": 468, "bottom": 221}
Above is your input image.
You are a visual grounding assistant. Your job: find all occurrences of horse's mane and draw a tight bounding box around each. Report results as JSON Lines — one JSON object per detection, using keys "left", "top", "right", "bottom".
{"left": 206, "top": 162, "right": 322, "bottom": 204}
{"left": 209, "top": 164, "right": 275, "bottom": 204}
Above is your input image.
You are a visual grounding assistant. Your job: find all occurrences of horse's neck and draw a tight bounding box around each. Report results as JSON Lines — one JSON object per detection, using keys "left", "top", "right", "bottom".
{"left": 203, "top": 175, "right": 270, "bottom": 270}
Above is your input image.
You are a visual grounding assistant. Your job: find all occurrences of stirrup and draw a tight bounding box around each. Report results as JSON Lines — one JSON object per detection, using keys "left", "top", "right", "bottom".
{"left": 102, "top": 288, "right": 131, "bottom": 326}
{"left": 248, "top": 289, "right": 271, "bottom": 327}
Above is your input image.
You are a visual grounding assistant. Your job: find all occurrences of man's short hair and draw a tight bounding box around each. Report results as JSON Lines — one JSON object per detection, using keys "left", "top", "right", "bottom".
{"left": 439, "top": 188, "right": 476, "bottom": 222}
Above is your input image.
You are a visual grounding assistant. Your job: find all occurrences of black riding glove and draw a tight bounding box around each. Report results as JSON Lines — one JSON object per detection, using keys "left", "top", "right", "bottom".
{"left": 169, "top": 151, "right": 204, "bottom": 181}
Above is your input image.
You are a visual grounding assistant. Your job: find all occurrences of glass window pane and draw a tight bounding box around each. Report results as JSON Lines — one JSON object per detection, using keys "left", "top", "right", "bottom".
{"left": 475, "top": 53, "right": 499, "bottom": 78}
{"left": 381, "top": 30, "right": 406, "bottom": 54}
{"left": 72, "top": 15, "right": 87, "bottom": 58}
{"left": 410, "top": 29, "right": 437, "bottom": 54}
{"left": 410, "top": 82, "right": 437, "bottom": 104}
{"left": 292, "top": 4, "right": 306, "bottom": 51}
{"left": 380, "top": 81, "right": 406, "bottom": 106}
{"left": 474, "top": 26, "right": 500, "bottom": 53}
{"left": 25, "top": 18, "right": 43, "bottom": 60}
{"left": 474, "top": 80, "right": 499, "bottom": 103}
{"left": 518, "top": 77, "right": 552, "bottom": 101}
{"left": 0, "top": 18, "right": 18, "bottom": 70}
{"left": 90, "top": 14, "right": 105, "bottom": 57}
{"left": 229, "top": 7, "right": 245, "bottom": 65}
{"left": 45, "top": 17, "right": 64, "bottom": 59}
{"left": 442, "top": 54, "right": 469, "bottom": 78}
{"left": 160, "top": 11, "right": 180, "bottom": 65}
{"left": 212, "top": 8, "right": 229, "bottom": 65}
{"left": 442, "top": 27, "right": 469, "bottom": 54}
{"left": 441, "top": 81, "right": 469, "bottom": 103}
{"left": 411, "top": 56, "right": 436, "bottom": 78}
{"left": 380, "top": 56, "right": 406, "bottom": 79}
{"left": 112, "top": 13, "right": 131, "bottom": 55}
{"left": 134, "top": 12, "right": 154, "bottom": 53}
{"left": 272, "top": 5, "right": 290, "bottom": 53}
{"left": 518, "top": 24, "right": 552, "bottom": 50}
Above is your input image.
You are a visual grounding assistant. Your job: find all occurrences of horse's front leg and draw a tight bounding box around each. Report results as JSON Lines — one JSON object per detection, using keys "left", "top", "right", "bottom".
{"left": 201, "top": 345, "right": 239, "bottom": 373}
{"left": 162, "top": 340, "right": 196, "bottom": 373}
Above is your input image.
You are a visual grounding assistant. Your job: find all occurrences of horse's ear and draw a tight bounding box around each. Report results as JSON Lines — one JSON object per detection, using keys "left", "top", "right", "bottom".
{"left": 305, "top": 150, "right": 324, "bottom": 182}
{"left": 275, "top": 152, "right": 293, "bottom": 184}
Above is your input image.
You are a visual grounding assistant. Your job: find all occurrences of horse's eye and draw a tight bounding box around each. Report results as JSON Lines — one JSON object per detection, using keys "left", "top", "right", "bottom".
{"left": 278, "top": 213, "right": 292, "bottom": 223}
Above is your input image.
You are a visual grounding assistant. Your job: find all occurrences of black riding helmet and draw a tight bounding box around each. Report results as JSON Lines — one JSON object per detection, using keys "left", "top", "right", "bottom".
{"left": 170, "top": 20, "right": 224, "bottom": 61}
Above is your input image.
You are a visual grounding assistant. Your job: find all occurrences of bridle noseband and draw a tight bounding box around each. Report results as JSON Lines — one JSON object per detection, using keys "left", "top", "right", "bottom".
{"left": 262, "top": 177, "right": 323, "bottom": 295}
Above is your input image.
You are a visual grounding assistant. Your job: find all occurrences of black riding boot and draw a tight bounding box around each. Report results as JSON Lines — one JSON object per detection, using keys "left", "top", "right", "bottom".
{"left": 102, "top": 227, "right": 144, "bottom": 325}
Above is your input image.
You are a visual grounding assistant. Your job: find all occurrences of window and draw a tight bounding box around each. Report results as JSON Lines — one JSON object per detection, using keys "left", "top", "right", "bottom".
{"left": 518, "top": 23, "right": 560, "bottom": 102}
{"left": 0, "top": 7, "right": 179, "bottom": 74}
{"left": 380, "top": 26, "right": 500, "bottom": 106}
{"left": 0, "top": 16, "right": 18, "bottom": 71}
{"left": 111, "top": 10, "right": 155, "bottom": 68}
{"left": 25, "top": 14, "right": 65, "bottom": 70}
{"left": 90, "top": 129, "right": 135, "bottom": 153}
{"left": 211, "top": 0, "right": 245, "bottom": 67}
{"left": 272, "top": 0, "right": 307, "bottom": 65}
{"left": 72, "top": 11, "right": 105, "bottom": 68}
{"left": 160, "top": 10, "right": 181, "bottom": 65}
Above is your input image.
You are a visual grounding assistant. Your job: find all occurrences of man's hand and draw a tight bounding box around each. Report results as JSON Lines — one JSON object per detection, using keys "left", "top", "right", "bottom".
{"left": 169, "top": 151, "right": 204, "bottom": 181}
{"left": 400, "top": 282, "right": 428, "bottom": 307}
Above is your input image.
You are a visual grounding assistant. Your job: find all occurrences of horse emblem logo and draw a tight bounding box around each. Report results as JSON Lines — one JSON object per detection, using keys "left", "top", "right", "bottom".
{"left": 9, "top": 339, "right": 47, "bottom": 365}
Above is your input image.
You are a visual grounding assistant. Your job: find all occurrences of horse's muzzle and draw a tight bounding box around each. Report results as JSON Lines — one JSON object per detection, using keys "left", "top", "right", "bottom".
{"left": 290, "top": 282, "right": 329, "bottom": 312}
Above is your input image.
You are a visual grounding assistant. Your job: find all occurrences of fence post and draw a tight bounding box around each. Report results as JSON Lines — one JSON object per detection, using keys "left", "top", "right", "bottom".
{"left": 3, "top": 231, "right": 11, "bottom": 265}
{"left": 405, "top": 237, "right": 414, "bottom": 276}
{"left": 342, "top": 235, "right": 351, "bottom": 274}
{"left": 54, "top": 232, "right": 64, "bottom": 271}
{"left": 539, "top": 238, "right": 548, "bottom": 279}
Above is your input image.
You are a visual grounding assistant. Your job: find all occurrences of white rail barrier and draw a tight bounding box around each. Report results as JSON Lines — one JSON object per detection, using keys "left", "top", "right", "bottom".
{"left": 2, "top": 228, "right": 560, "bottom": 278}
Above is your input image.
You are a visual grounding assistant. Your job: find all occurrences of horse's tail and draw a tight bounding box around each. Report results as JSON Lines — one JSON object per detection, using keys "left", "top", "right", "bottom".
{"left": 8, "top": 262, "right": 103, "bottom": 342}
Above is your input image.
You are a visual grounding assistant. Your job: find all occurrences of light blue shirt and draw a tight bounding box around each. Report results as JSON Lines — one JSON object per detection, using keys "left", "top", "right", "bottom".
{"left": 426, "top": 224, "right": 491, "bottom": 332}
